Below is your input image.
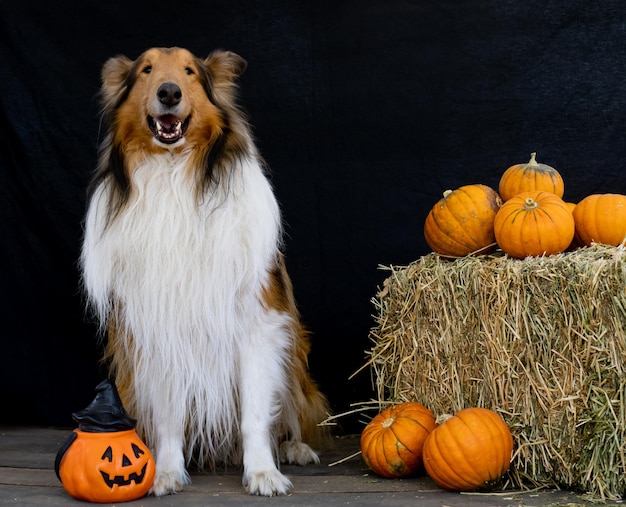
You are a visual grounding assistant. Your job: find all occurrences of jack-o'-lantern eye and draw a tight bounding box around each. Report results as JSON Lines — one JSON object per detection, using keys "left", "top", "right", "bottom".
{"left": 101, "top": 446, "right": 113, "bottom": 461}
{"left": 132, "top": 443, "right": 144, "bottom": 458}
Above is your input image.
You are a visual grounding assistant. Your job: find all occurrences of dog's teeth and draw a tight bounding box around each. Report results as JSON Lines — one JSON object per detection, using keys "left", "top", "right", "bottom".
{"left": 152, "top": 117, "right": 184, "bottom": 142}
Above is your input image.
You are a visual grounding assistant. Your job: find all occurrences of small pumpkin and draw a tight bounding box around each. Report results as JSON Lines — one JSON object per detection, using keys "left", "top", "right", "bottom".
{"left": 572, "top": 193, "right": 626, "bottom": 247}
{"left": 57, "top": 428, "right": 156, "bottom": 503}
{"left": 55, "top": 380, "right": 155, "bottom": 502}
{"left": 494, "top": 190, "right": 575, "bottom": 258}
{"left": 360, "top": 402, "right": 437, "bottom": 478}
{"left": 422, "top": 407, "right": 513, "bottom": 491}
{"left": 498, "top": 152, "right": 564, "bottom": 201}
{"left": 424, "top": 184, "right": 502, "bottom": 257}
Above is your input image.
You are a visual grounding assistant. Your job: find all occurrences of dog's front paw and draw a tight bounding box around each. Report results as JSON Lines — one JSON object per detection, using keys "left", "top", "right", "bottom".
{"left": 243, "top": 469, "right": 293, "bottom": 496}
{"left": 279, "top": 440, "right": 320, "bottom": 465}
{"left": 150, "top": 468, "right": 190, "bottom": 497}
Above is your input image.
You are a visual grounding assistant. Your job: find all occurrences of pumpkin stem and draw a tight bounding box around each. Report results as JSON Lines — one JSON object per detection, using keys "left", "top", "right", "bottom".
{"left": 523, "top": 197, "right": 538, "bottom": 210}
{"left": 443, "top": 190, "right": 453, "bottom": 199}
{"left": 528, "top": 152, "right": 538, "bottom": 166}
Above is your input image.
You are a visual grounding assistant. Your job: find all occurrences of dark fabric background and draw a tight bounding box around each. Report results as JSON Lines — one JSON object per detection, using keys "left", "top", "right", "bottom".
{"left": 2, "top": 1, "right": 625, "bottom": 430}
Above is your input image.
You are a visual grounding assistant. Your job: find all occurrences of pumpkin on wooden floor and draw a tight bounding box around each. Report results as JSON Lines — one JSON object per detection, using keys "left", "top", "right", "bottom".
{"left": 55, "top": 379, "right": 155, "bottom": 503}
{"left": 56, "top": 428, "right": 155, "bottom": 503}
{"left": 572, "top": 193, "right": 626, "bottom": 247}
{"left": 422, "top": 407, "right": 513, "bottom": 491}
{"left": 360, "top": 402, "right": 437, "bottom": 478}
{"left": 424, "top": 184, "right": 502, "bottom": 257}
{"left": 498, "top": 152, "right": 564, "bottom": 201}
{"left": 494, "top": 190, "right": 575, "bottom": 258}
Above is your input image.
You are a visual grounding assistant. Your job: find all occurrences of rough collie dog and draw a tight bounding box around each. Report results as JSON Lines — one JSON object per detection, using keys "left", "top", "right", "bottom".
{"left": 80, "top": 47, "right": 330, "bottom": 497}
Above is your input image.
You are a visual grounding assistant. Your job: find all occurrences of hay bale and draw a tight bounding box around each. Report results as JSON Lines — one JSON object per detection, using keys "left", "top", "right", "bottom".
{"left": 366, "top": 243, "right": 626, "bottom": 500}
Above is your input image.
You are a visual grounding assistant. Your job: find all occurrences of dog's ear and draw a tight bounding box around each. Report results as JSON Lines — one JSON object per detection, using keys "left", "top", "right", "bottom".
{"left": 204, "top": 50, "right": 247, "bottom": 83}
{"left": 100, "top": 55, "right": 134, "bottom": 110}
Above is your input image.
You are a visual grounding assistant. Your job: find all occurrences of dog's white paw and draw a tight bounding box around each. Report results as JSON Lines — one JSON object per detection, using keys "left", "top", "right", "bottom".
{"left": 243, "top": 469, "right": 293, "bottom": 496}
{"left": 279, "top": 440, "right": 320, "bottom": 465}
{"left": 150, "top": 467, "right": 190, "bottom": 497}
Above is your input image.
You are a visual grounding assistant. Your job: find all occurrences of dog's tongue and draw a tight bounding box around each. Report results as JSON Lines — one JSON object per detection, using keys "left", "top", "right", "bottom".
{"left": 158, "top": 114, "right": 179, "bottom": 130}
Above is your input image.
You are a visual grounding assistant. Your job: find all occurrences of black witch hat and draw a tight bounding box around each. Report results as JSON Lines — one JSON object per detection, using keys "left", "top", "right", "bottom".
{"left": 71, "top": 379, "right": 137, "bottom": 432}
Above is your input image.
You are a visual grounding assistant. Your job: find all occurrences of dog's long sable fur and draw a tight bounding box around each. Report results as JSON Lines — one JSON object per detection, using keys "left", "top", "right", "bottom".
{"left": 80, "top": 47, "right": 330, "bottom": 497}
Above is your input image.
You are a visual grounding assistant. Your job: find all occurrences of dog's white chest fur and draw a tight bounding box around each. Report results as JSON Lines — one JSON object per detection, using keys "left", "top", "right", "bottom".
{"left": 81, "top": 152, "right": 286, "bottom": 463}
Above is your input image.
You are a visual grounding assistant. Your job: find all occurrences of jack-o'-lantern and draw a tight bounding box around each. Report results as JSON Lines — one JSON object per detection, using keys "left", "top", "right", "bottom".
{"left": 55, "top": 379, "right": 155, "bottom": 503}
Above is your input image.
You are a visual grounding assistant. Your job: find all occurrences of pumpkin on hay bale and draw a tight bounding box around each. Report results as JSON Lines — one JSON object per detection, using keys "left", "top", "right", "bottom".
{"left": 364, "top": 243, "right": 626, "bottom": 500}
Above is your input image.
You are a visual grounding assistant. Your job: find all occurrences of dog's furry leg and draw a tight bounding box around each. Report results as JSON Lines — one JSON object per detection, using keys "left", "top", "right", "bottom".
{"left": 268, "top": 257, "right": 332, "bottom": 466}
{"left": 150, "top": 431, "right": 190, "bottom": 497}
{"left": 239, "top": 310, "right": 293, "bottom": 496}
{"left": 106, "top": 326, "right": 190, "bottom": 497}
{"left": 118, "top": 384, "right": 190, "bottom": 497}
{"left": 141, "top": 384, "right": 190, "bottom": 496}
{"left": 278, "top": 332, "right": 331, "bottom": 466}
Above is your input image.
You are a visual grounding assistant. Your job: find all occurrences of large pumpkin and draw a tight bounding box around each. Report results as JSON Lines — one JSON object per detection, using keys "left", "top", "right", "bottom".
{"left": 494, "top": 190, "right": 575, "bottom": 258}
{"left": 56, "top": 428, "right": 156, "bottom": 503}
{"left": 360, "top": 402, "right": 437, "bottom": 478}
{"left": 498, "top": 152, "right": 564, "bottom": 201}
{"left": 424, "top": 184, "right": 502, "bottom": 257}
{"left": 422, "top": 408, "right": 513, "bottom": 491}
{"left": 572, "top": 193, "right": 626, "bottom": 247}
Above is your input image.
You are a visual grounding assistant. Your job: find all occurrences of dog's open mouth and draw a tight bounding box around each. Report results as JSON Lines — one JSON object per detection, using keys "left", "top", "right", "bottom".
{"left": 148, "top": 114, "right": 190, "bottom": 144}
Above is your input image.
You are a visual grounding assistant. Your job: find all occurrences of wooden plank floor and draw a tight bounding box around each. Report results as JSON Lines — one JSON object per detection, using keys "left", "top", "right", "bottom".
{"left": 0, "top": 426, "right": 615, "bottom": 506}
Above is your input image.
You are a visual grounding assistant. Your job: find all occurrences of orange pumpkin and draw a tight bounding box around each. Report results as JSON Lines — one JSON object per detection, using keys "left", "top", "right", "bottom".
{"left": 422, "top": 408, "right": 513, "bottom": 491}
{"left": 55, "top": 379, "right": 155, "bottom": 502}
{"left": 360, "top": 402, "right": 437, "bottom": 478}
{"left": 572, "top": 193, "right": 626, "bottom": 247}
{"left": 499, "top": 152, "right": 564, "bottom": 201}
{"left": 56, "top": 428, "right": 156, "bottom": 502}
{"left": 424, "top": 184, "right": 503, "bottom": 257}
{"left": 494, "top": 190, "right": 575, "bottom": 258}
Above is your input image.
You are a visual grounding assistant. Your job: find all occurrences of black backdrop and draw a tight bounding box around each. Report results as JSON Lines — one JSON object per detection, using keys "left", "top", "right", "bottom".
{"left": 2, "top": 1, "right": 625, "bottom": 431}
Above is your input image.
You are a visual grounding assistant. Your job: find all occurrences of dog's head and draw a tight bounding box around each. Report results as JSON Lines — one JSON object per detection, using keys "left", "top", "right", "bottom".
{"left": 92, "top": 47, "right": 252, "bottom": 211}
{"left": 100, "top": 47, "right": 247, "bottom": 152}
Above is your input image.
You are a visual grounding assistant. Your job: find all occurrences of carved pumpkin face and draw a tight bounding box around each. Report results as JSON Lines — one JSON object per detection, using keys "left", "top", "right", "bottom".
{"left": 57, "top": 428, "right": 155, "bottom": 502}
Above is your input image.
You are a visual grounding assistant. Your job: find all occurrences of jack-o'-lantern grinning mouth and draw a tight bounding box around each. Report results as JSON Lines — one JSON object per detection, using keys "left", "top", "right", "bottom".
{"left": 100, "top": 463, "right": 148, "bottom": 487}
{"left": 148, "top": 114, "right": 190, "bottom": 144}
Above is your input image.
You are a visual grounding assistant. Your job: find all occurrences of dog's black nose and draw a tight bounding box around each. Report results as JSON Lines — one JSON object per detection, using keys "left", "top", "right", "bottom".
{"left": 157, "top": 82, "right": 182, "bottom": 107}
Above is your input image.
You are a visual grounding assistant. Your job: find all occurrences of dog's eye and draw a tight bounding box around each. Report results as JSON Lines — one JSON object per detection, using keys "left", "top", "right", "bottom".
{"left": 185, "top": 67, "right": 194, "bottom": 75}
{"left": 142, "top": 65, "right": 152, "bottom": 74}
